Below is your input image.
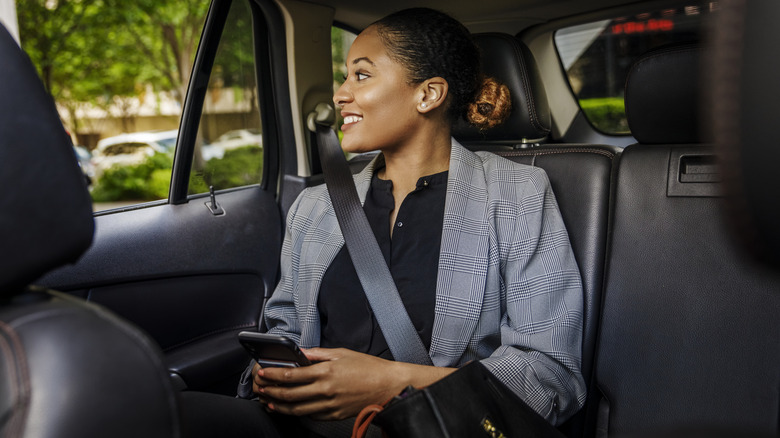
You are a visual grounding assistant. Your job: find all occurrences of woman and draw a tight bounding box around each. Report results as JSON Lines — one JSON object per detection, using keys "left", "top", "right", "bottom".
{"left": 237, "top": 5, "right": 586, "bottom": 427}
{"left": 178, "top": 7, "right": 585, "bottom": 437}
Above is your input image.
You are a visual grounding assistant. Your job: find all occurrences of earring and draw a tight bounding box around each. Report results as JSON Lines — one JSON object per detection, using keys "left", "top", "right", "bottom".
{"left": 421, "top": 102, "right": 428, "bottom": 108}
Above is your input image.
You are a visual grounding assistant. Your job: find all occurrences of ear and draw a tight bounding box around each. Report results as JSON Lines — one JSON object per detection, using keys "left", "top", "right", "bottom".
{"left": 417, "top": 77, "right": 448, "bottom": 113}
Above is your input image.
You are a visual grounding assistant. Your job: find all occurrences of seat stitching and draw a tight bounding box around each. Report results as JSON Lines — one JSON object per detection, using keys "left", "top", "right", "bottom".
{"left": 500, "top": 33, "right": 550, "bottom": 135}
{"left": 0, "top": 321, "right": 31, "bottom": 437}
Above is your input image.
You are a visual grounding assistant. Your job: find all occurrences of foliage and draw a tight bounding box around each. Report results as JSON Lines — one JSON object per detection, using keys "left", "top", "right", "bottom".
{"left": 16, "top": 0, "right": 209, "bottom": 131}
{"left": 578, "top": 97, "right": 630, "bottom": 134}
{"left": 192, "top": 147, "right": 264, "bottom": 192}
{"left": 91, "top": 146, "right": 263, "bottom": 202}
{"left": 90, "top": 153, "right": 173, "bottom": 202}
{"left": 331, "top": 27, "right": 347, "bottom": 87}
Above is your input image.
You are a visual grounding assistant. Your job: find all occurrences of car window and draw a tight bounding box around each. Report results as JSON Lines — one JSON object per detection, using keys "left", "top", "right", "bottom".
{"left": 554, "top": 2, "right": 718, "bottom": 134}
{"left": 188, "top": 0, "right": 262, "bottom": 195}
{"left": 332, "top": 25, "right": 357, "bottom": 139}
{"left": 17, "top": 0, "right": 208, "bottom": 211}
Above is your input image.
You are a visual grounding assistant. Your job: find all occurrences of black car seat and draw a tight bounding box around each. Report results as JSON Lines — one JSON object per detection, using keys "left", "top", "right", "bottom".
{"left": 0, "top": 24, "right": 180, "bottom": 437}
{"left": 595, "top": 43, "right": 780, "bottom": 435}
{"left": 453, "top": 33, "right": 620, "bottom": 436}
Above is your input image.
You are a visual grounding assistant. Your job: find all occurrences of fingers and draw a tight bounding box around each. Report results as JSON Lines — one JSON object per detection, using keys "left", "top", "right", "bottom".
{"left": 300, "top": 347, "right": 346, "bottom": 362}
{"left": 258, "top": 362, "right": 327, "bottom": 386}
{"left": 252, "top": 363, "right": 277, "bottom": 394}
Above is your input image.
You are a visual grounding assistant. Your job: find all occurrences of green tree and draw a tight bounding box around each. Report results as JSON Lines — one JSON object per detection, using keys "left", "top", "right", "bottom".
{"left": 114, "top": 0, "right": 209, "bottom": 104}
{"left": 17, "top": 0, "right": 208, "bottom": 134}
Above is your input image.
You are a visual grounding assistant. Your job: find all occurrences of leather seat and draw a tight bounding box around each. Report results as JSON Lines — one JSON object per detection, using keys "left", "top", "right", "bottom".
{"left": 596, "top": 43, "right": 780, "bottom": 435}
{"left": 0, "top": 24, "right": 180, "bottom": 437}
{"left": 453, "top": 33, "right": 620, "bottom": 436}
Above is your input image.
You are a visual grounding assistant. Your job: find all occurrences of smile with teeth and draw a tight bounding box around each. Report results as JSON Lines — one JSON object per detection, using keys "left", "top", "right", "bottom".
{"left": 343, "top": 115, "right": 363, "bottom": 125}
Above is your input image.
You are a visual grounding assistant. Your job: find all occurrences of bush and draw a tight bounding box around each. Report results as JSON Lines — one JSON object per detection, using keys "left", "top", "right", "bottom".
{"left": 90, "top": 145, "right": 264, "bottom": 203}
{"left": 191, "top": 146, "right": 264, "bottom": 191}
{"left": 579, "top": 97, "right": 630, "bottom": 134}
{"left": 90, "top": 153, "right": 173, "bottom": 202}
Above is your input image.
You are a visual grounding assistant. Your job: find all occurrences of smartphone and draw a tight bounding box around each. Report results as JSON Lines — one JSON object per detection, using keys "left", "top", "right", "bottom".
{"left": 238, "top": 331, "right": 312, "bottom": 368}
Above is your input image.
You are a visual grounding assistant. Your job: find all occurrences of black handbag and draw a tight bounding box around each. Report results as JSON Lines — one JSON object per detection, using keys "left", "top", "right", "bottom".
{"left": 352, "top": 361, "right": 565, "bottom": 438}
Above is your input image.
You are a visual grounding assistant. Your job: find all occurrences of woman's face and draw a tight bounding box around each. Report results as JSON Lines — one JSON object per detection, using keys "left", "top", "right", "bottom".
{"left": 333, "top": 27, "right": 422, "bottom": 154}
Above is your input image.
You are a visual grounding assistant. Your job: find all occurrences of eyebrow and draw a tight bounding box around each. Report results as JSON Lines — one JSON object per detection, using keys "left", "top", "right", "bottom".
{"left": 351, "top": 56, "right": 375, "bottom": 66}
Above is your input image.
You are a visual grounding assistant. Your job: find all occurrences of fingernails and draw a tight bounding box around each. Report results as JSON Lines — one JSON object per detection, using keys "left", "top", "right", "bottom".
{"left": 257, "top": 369, "right": 264, "bottom": 377}
{"left": 267, "top": 403, "right": 275, "bottom": 411}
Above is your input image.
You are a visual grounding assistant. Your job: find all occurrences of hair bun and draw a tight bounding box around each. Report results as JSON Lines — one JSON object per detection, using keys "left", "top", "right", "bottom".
{"left": 467, "top": 77, "right": 511, "bottom": 130}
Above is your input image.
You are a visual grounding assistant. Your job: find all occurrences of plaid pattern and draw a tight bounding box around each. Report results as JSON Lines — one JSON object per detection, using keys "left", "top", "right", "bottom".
{"left": 263, "top": 141, "right": 586, "bottom": 424}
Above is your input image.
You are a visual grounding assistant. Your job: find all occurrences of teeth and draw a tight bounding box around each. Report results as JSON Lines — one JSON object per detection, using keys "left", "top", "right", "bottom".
{"left": 343, "top": 116, "right": 362, "bottom": 124}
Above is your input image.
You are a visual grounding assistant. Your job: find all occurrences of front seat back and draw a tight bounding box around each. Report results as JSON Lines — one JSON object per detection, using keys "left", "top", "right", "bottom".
{"left": 596, "top": 43, "right": 780, "bottom": 435}
{"left": 0, "top": 24, "right": 180, "bottom": 438}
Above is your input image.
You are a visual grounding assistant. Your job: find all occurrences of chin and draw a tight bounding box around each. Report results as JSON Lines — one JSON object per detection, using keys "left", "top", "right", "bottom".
{"left": 340, "top": 137, "right": 371, "bottom": 154}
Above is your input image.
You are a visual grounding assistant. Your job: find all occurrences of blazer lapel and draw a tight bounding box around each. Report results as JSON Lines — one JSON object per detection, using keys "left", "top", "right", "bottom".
{"left": 429, "top": 141, "right": 491, "bottom": 366}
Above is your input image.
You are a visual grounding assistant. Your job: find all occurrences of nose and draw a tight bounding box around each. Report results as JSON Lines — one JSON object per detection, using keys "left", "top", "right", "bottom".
{"left": 333, "top": 79, "right": 351, "bottom": 108}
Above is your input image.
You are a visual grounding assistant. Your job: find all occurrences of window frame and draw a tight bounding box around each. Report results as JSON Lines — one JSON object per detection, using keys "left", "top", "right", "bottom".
{"left": 171, "top": 0, "right": 288, "bottom": 204}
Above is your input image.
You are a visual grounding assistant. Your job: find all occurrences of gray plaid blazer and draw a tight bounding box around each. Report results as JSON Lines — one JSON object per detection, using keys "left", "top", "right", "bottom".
{"left": 263, "top": 140, "right": 586, "bottom": 424}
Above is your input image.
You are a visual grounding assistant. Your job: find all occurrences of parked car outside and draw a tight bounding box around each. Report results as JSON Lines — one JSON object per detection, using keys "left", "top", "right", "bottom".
{"left": 90, "top": 129, "right": 178, "bottom": 178}
{"left": 202, "top": 128, "right": 261, "bottom": 160}
{"left": 72, "top": 144, "right": 94, "bottom": 184}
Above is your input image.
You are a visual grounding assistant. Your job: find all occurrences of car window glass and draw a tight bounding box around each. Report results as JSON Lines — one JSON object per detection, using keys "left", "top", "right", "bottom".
{"left": 554, "top": 2, "right": 718, "bottom": 134}
{"left": 189, "top": 0, "right": 262, "bottom": 195}
{"left": 331, "top": 26, "right": 357, "bottom": 139}
{"left": 17, "top": 0, "right": 208, "bottom": 212}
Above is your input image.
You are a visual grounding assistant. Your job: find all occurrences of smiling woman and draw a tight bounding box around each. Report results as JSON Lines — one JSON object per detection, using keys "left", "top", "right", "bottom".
{"left": 178, "top": 6, "right": 584, "bottom": 438}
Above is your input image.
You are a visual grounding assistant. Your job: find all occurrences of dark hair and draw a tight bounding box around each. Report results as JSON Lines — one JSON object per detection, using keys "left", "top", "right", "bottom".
{"left": 372, "top": 8, "right": 511, "bottom": 130}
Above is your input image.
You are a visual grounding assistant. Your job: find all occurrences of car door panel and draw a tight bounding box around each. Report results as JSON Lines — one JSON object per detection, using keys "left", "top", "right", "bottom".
{"left": 39, "top": 186, "right": 282, "bottom": 393}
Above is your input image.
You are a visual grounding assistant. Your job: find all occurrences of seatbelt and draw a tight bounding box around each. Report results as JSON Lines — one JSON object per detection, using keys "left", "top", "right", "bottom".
{"left": 315, "top": 124, "right": 433, "bottom": 366}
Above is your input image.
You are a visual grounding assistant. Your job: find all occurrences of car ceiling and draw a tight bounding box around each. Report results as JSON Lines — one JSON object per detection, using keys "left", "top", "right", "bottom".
{"left": 302, "top": 0, "right": 665, "bottom": 34}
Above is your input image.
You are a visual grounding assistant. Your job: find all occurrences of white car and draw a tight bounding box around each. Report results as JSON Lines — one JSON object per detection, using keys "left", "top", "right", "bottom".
{"left": 202, "top": 128, "right": 262, "bottom": 160}
{"left": 90, "top": 129, "right": 178, "bottom": 177}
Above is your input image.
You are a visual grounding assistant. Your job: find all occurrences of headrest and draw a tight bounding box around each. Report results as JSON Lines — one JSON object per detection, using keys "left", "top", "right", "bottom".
{"left": 625, "top": 43, "right": 703, "bottom": 144}
{"left": 453, "top": 33, "right": 551, "bottom": 145}
{"left": 0, "top": 24, "right": 94, "bottom": 294}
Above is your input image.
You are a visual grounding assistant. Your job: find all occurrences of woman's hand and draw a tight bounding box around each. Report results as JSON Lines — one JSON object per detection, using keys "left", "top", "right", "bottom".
{"left": 251, "top": 362, "right": 277, "bottom": 407}
{"left": 256, "top": 348, "right": 454, "bottom": 421}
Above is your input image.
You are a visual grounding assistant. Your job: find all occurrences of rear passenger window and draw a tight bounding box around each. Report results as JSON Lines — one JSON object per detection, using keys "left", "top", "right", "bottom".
{"left": 189, "top": 0, "right": 263, "bottom": 194}
{"left": 332, "top": 26, "right": 357, "bottom": 93}
{"left": 554, "top": 2, "right": 718, "bottom": 135}
{"left": 17, "top": 1, "right": 208, "bottom": 212}
{"left": 331, "top": 26, "right": 357, "bottom": 140}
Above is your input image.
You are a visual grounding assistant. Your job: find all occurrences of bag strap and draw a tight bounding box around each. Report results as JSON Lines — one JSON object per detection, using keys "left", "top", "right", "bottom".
{"left": 351, "top": 404, "right": 385, "bottom": 438}
{"left": 315, "top": 124, "right": 433, "bottom": 366}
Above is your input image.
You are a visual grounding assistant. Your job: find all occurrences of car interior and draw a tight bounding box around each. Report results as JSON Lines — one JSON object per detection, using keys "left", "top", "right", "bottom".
{"left": 1, "top": 0, "right": 778, "bottom": 437}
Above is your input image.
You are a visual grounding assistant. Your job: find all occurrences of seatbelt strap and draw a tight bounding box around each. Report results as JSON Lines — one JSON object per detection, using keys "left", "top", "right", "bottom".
{"left": 315, "top": 124, "right": 433, "bottom": 366}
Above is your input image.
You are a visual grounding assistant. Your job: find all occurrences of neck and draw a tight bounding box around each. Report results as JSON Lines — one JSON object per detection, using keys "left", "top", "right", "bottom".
{"left": 378, "top": 128, "right": 451, "bottom": 193}
{"left": 377, "top": 125, "right": 451, "bottom": 238}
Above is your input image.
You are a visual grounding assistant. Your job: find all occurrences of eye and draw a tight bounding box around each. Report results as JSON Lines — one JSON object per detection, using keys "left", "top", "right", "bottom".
{"left": 355, "top": 72, "right": 369, "bottom": 81}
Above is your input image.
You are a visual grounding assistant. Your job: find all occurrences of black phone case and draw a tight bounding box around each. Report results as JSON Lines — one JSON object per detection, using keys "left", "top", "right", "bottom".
{"left": 238, "top": 331, "right": 311, "bottom": 367}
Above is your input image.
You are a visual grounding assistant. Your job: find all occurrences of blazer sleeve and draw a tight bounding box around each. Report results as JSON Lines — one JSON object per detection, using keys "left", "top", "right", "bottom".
{"left": 236, "top": 191, "right": 306, "bottom": 398}
{"left": 479, "top": 167, "right": 587, "bottom": 425}
{"left": 262, "top": 192, "right": 306, "bottom": 343}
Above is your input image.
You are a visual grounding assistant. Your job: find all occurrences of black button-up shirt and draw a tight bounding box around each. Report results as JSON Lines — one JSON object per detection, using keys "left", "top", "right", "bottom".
{"left": 317, "top": 169, "right": 448, "bottom": 360}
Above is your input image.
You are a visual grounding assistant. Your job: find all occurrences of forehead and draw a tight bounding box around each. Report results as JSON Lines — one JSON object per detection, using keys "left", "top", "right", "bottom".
{"left": 346, "top": 27, "right": 389, "bottom": 64}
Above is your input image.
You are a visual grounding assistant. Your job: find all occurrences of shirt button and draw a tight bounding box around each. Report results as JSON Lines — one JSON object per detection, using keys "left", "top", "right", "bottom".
{"left": 397, "top": 221, "right": 403, "bottom": 228}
